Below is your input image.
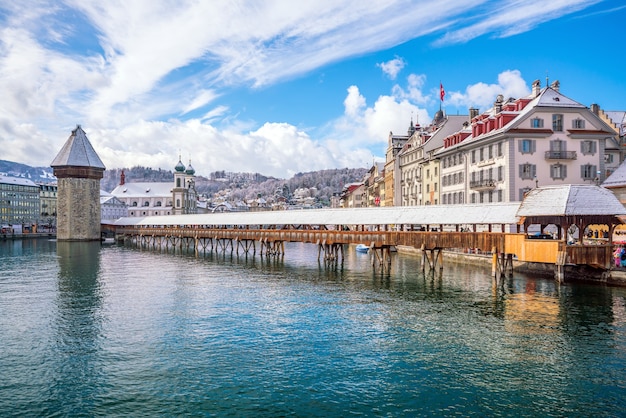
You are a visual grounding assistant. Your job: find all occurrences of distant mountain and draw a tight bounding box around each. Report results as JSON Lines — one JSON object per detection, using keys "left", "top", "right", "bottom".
{"left": 0, "top": 160, "right": 56, "bottom": 183}
{"left": 1, "top": 160, "right": 367, "bottom": 206}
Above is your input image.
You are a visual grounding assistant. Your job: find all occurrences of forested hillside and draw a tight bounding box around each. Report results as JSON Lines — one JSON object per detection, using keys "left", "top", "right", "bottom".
{"left": 2, "top": 159, "right": 367, "bottom": 207}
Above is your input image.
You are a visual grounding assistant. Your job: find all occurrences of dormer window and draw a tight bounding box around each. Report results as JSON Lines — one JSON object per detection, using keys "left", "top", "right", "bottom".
{"left": 531, "top": 118, "right": 544, "bottom": 128}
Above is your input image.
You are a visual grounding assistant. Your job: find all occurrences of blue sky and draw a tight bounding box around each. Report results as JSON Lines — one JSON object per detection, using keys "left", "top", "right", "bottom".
{"left": 0, "top": 0, "right": 624, "bottom": 179}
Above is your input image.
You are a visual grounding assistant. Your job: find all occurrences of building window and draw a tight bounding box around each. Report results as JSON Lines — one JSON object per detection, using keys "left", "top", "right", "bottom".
{"left": 573, "top": 118, "right": 586, "bottom": 129}
{"left": 471, "top": 150, "right": 476, "bottom": 163}
{"left": 550, "top": 139, "right": 565, "bottom": 152}
{"left": 471, "top": 193, "right": 476, "bottom": 204}
{"left": 480, "top": 148, "right": 484, "bottom": 161}
{"left": 550, "top": 163, "right": 567, "bottom": 180}
{"left": 143, "top": 201, "right": 149, "bottom": 207}
{"left": 156, "top": 201, "right": 162, "bottom": 207}
{"left": 497, "top": 142, "right": 503, "bottom": 157}
{"left": 498, "top": 190, "right": 503, "bottom": 202}
{"left": 498, "top": 166, "right": 504, "bottom": 181}
{"left": 605, "top": 154, "right": 615, "bottom": 163}
{"left": 176, "top": 178, "right": 181, "bottom": 187}
{"left": 552, "top": 114, "right": 563, "bottom": 132}
{"left": 176, "top": 199, "right": 181, "bottom": 207}
{"left": 531, "top": 118, "right": 544, "bottom": 128}
{"left": 488, "top": 145, "right": 493, "bottom": 159}
{"left": 581, "top": 164, "right": 597, "bottom": 180}
{"left": 581, "top": 140, "right": 596, "bottom": 155}
{"left": 132, "top": 201, "right": 138, "bottom": 207}
{"left": 519, "top": 163, "right": 536, "bottom": 179}
{"left": 519, "top": 139, "right": 535, "bottom": 154}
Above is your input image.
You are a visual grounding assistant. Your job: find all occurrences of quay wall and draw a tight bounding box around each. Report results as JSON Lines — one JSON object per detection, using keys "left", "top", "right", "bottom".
{"left": 396, "top": 245, "right": 626, "bottom": 286}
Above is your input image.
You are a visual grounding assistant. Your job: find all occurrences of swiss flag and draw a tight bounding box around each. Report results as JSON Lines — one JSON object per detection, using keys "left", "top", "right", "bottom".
{"left": 440, "top": 83, "right": 445, "bottom": 101}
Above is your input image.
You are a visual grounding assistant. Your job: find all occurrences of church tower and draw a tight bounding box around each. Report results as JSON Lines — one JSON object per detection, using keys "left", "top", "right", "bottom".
{"left": 51, "top": 125, "right": 106, "bottom": 241}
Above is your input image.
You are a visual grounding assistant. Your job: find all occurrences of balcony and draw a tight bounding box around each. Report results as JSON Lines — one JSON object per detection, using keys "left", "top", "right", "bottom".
{"left": 545, "top": 150, "right": 577, "bottom": 160}
{"left": 469, "top": 179, "right": 497, "bottom": 191}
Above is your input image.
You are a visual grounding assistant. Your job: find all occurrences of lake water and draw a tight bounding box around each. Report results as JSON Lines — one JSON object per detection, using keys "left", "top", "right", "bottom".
{"left": 1, "top": 238, "right": 625, "bottom": 417}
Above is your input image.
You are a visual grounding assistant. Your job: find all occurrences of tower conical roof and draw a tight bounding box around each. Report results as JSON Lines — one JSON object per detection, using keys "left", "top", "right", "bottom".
{"left": 51, "top": 125, "right": 105, "bottom": 169}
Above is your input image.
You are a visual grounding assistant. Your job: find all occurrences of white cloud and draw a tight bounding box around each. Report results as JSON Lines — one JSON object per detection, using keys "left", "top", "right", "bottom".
{"left": 446, "top": 70, "right": 530, "bottom": 110}
{"left": 0, "top": 0, "right": 601, "bottom": 178}
{"left": 378, "top": 57, "right": 405, "bottom": 80}
{"left": 434, "top": 0, "right": 601, "bottom": 45}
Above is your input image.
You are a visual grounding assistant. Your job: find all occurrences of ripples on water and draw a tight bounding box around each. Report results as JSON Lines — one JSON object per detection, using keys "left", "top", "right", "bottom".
{"left": 1, "top": 239, "right": 625, "bottom": 417}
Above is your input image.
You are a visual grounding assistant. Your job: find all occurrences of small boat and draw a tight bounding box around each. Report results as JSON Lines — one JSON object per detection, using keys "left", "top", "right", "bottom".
{"left": 355, "top": 244, "right": 370, "bottom": 253}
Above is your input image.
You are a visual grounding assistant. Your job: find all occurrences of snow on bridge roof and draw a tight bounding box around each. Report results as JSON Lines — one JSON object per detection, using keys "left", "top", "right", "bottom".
{"left": 112, "top": 202, "right": 522, "bottom": 227}
{"left": 517, "top": 185, "right": 626, "bottom": 217}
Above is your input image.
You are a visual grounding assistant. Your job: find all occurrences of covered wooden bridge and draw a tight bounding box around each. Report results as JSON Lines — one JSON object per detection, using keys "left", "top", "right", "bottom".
{"left": 109, "top": 185, "right": 626, "bottom": 281}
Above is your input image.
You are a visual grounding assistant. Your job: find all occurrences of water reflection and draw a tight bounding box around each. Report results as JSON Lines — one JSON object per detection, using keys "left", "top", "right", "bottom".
{"left": 45, "top": 241, "right": 104, "bottom": 416}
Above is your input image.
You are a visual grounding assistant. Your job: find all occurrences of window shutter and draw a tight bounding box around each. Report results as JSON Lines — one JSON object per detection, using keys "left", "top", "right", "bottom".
{"left": 531, "top": 165, "right": 536, "bottom": 177}
{"left": 592, "top": 142, "right": 597, "bottom": 154}
{"left": 518, "top": 165, "right": 523, "bottom": 177}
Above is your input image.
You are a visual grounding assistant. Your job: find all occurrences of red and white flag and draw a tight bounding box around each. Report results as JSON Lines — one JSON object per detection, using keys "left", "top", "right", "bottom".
{"left": 440, "top": 83, "right": 445, "bottom": 102}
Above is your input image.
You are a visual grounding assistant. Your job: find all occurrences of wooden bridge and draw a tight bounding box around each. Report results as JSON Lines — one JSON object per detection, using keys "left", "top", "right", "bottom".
{"left": 108, "top": 186, "right": 624, "bottom": 282}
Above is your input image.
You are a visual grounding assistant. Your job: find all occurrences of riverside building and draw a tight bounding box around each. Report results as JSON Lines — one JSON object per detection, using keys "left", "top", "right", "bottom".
{"left": 433, "top": 79, "right": 616, "bottom": 205}
{"left": 109, "top": 157, "right": 198, "bottom": 217}
{"left": 0, "top": 175, "right": 40, "bottom": 231}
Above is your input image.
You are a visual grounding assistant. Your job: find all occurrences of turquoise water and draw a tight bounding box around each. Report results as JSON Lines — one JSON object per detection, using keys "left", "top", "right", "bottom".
{"left": 1, "top": 239, "right": 625, "bottom": 417}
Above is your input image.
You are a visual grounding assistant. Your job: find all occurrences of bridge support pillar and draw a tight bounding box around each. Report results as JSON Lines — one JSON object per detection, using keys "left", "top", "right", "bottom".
{"left": 421, "top": 246, "right": 442, "bottom": 271}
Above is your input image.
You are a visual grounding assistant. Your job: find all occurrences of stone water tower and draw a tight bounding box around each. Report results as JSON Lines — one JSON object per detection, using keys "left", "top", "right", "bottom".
{"left": 51, "top": 125, "right": 106, "bottom": 241}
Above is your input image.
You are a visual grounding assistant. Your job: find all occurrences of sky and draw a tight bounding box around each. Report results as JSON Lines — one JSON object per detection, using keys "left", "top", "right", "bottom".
{"left": 0, "top": 0, "right": 625, "bottom": 179}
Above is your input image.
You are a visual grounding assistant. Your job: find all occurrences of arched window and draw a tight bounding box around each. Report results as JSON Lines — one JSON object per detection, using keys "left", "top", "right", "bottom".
{"left": 156, "top": 201, "right": 162, "bottom": 207}
{"left": 143, "top": 201, "right": 149, "bottom": 207}
{"left": 176, "top": 178, "right": 181, "bottom": 187}
{"left": 176, "top": 199, "right": 181, "bottom": 208}
{"left": 132, "top": 201, "right": 138, "bottom": 207}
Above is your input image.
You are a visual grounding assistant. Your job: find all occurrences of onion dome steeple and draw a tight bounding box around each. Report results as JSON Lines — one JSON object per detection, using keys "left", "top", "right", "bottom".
{"left": 174, "top": 155, "right": 186, "bottom": 172}
{"left": 185, "top": 159, "right": 195, "bottom": 175}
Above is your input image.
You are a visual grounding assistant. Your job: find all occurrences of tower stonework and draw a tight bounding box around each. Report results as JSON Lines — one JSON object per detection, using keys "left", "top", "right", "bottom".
{"left": 51, "top": 125, "right": 106, "bottom": 241}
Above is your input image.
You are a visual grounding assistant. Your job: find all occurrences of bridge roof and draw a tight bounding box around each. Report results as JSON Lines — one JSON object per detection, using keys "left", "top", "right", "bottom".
{"left": 112, "top": 202, "right": 522, "bottom": 227}
{"left": 517, "top": 185, "right": 626, "bottom": 217}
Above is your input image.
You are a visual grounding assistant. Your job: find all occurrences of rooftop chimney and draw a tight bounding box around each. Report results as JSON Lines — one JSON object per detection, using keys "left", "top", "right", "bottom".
{"left": 590, "top": 103, "right": 600, "bottom": 115}
{"left": 550, "top": 80, "right": 560, "bottom": 92}
{"left": 469, "top": 107, "right": 479, "bottom": 120}
{"left": 532, "top": 79, "right": 541, "bottom": 97}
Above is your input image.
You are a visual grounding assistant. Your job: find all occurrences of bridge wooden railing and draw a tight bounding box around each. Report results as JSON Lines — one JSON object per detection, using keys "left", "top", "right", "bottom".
{"left": 115, "top": 225, "right": 616, "bottom": 269}
{"left": 117, "top": 227, "right": 507, "bottom": 252}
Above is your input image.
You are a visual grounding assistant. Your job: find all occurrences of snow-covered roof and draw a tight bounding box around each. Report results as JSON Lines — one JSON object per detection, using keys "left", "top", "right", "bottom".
{"left": 517, "top": 185, "right": 626, "bottom": 217}
{"left": 113, "top": 202, "right": 522, "bottom": 227}
{"left": 0, "top": 174, "right": 38, "bottom": 187}
{"left": 110, "top": 182, "right": 173, "bottom": 198}
{"left": 423, "top": 115, "right": 469, "bottom": 153}
{"left": 534, "top": 87, "right": 585, "bottom": 108}
{"left": 603, "top": 158, "right": 626, "bottom": 188}
{"left": 50, "top": 125, "right": 105, "bottom": 169}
